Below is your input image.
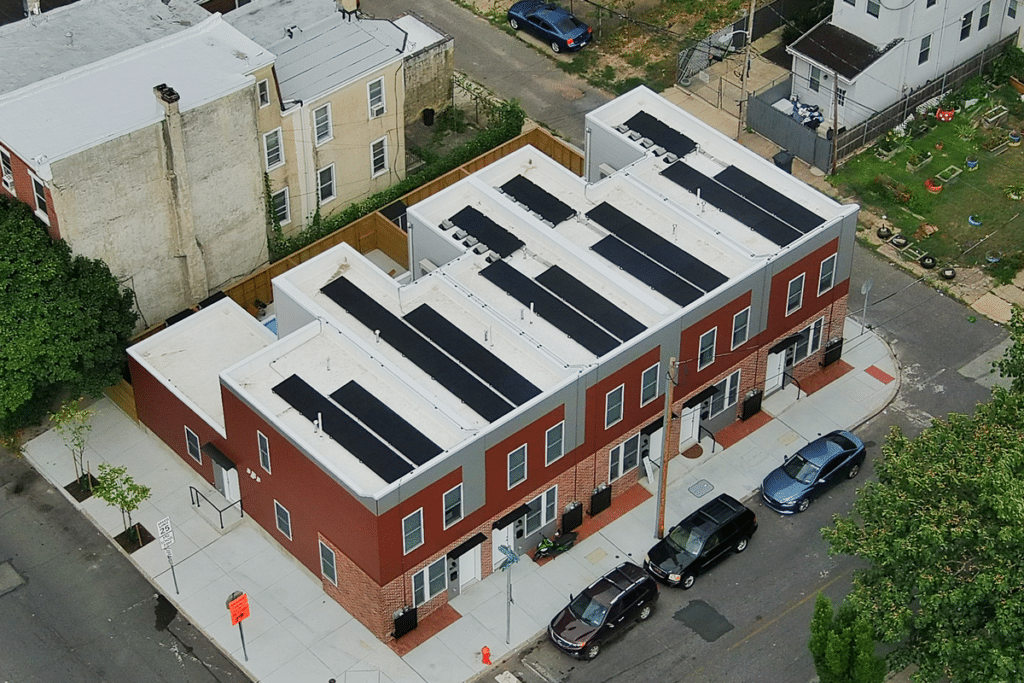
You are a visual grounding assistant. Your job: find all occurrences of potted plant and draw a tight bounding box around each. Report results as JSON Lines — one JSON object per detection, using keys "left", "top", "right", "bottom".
{"left": 955, "top": 123, "right": 977, "bottom": 141}
{"left": 1010, "top": 130, "right": 1022, "bottom": 147}
{"left": 924, "top": 177, "right": 943, "bottom": 194}
{"left": 936, "top": 92, "right": 958, "bottom": 120}
{"left": 966, "top": 154, "right": 979, "bottom": 171}
{"left": 906, "top": 149, "right": 933, "bottom": 172}
{"left": 1005, "top": 183, "right": 1024, "bottom": 200}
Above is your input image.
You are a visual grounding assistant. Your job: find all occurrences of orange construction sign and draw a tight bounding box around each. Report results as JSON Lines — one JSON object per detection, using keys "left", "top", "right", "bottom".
{"left": 229, "top": 593, "right": 250, "bottom": 625}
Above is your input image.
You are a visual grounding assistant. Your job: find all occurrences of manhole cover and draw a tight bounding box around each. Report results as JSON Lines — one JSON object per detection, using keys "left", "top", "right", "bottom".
{"left": 0, "top": 561, "right": 25, "bottom": 597}
{"left": 674, "top": 599, "right": 733, "bottom": 641}
{"left": 688, "top": 479, "right": 714, "bottom": 497}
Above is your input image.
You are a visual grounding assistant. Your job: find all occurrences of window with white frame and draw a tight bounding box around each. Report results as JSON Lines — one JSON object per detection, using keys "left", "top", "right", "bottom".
{"left": 641, "top": 363, "right": 660, "bottom": 405}
{"left": 793, "top": 318, "right": 824, "bottom": 364}
{"left": 732, "top": 307, "right": 750, "bottom": 349}
{"left": 319, "top": 540, "right": 337, "bottom": 584}
{"left": 443, "top": 484, "right": 463, "bottom": 529}
{"left": 274, "top": 500, "right": 292, "bottom": 539}
{"left": 919, "top": 34, "right": 932, "bottom": 64}
{"left": 605, "top": 384, "right": 624, "bottom": 428}
{"left": 1009, "top": 0, "right": 1018, "bottom": 19}
{"left": 263, "top": 128, "right": 283, "bottom": 170}
{"left": 32, "top": 176, "right": 47, "bottom": 220}
{"left": 786, "top": 273, "right": 805, "bottom": 315}
{"left": 317, "top": 165, "right": 335, "bottom": 204}
{"left": 866, "top": 0, "right": 879, "bottom": 16}
{"left": 258, "top": 431, "right": 271, "bottom": 473}
{"left": 809, "top": 66, "right": 821, "bottom": 92}
{"left": 960, "top": 11, "right": 972, "bottom": 40}
{"left": 257, "top": 79, "right": 270, "bottom": 108}
{"left": 836, "top": 87, "right": 847, "bottom": 107}
{"left": 367, "top": 78, "right": 385, "bottom": 118}
{"left": 700, "top": 370, "right": 741, "bottom": 420}
{"left": 609, "top": 434, "right": 641, "bottom": 482}
{"left": 525, "top": 485, "right": 557, "bottom": 535}
{"left": 271, "top": 188, "right": 290, "bottom": 226}
{"left": 1, "top": 148, "right": 13, "bottom": 192}
{"left": 371, "top": 137, "right": 388, "bottom": 176}
{"left": 185, "top": 427, "right": 201, "bottom": 464}
{"left": 818, "top": 254, "right": 837, "bottom": 295}
{"left": 402, "top": 509, "right": 423, "bottom": 554}
{"left": 927, "top": 0, "right": 936, "bottom": 6}
{"left": 545, "top": 422, "right": 564, "bottom": 465}
{"left": 412, "top": 557, "right": 446, "bottom": 606}
{"left": 698, "top": 328, "right": 716, "bottom": 370}
{"left": 978, "top": 1, "right": 990, "bottom": 29}
{"left": 508, "top": 445, "right": 527, "bottom": 489}
{"left": 313, "top": 104, "right": 332, "bottom": 145}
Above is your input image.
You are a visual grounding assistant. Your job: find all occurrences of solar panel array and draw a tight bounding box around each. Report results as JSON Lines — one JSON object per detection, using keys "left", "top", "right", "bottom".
{"left": 534, "top": 266, "right": 646, "bottom": 342}
{"left": 500, "top": 175, "right": 575, "bottom": 226}
{"left": 623, "top": 111, "right": 697, "bottom": 157}
{"left": 329, "top": 381, "right": 442, "bottom": 466}
{"left": 272, "top": 374, "right": 414, "bottom": 483}
{"left": 714, "top": 166, "right": 823, "bottom": 232}
{"left": 448, "top": 206, "right": 524, "bottom": 258}
{"left": 321, "top": 277, "right": 514, "bottom": 422}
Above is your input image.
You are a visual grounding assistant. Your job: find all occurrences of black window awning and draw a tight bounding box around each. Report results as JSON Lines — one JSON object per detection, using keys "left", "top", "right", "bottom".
{"left": 683, "top": 384, "right": 720, "bottom": 409}
{"left": 201, "top": 442, "right": 235, "bottom": 470}
{"left": 448, "top": 533, "right": 487, "bottom": 560}
{"left": 768, "top": 331, "right": 808, "bottom": 355}
{"left": 493, "top": 503, "right": 531, "bottom": 530}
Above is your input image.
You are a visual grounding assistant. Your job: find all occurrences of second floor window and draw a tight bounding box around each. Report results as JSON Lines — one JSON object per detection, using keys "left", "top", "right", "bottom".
{"left": 545, "top": 422, "right": 564, "bottom": 465}
{"left": 641, "top": 363, "right": 660, "bottom": 405}
{"left": 786, "top": 274, "right": 805, "bottom": 315}
{"left": 257, "top": 79, "right": 270, "bottom": 107}
{"left": 818, "top": 254, "right": 837, "bottom": 295}
{"left": 1009, "top": 0, "right": 1017, "bottom": 19}
{"left": 698, "top": 328, "right": 716, "bottom": 370}
{"left": 919, "top": 34, "right": 931, "bottom": 64}
{"left": 605, "top": 385, "right": 624, "bottom": 428}
{"left": 1, "top": 148, "right": 13, "bottom": 192}
{"left": 271, "top": 188, "right": 290, "bottom": 226}
{"left": 443, "top": 484, "right": 463, "bottom": 528}
{"left": 732, "top": 307, "right": 750, "bottom": 349}
{"left": 274, "top": 500, "right": 292, "bottom": 539}
{"left": 508, "top": 445, "right": 527, "bottom": 488}
{"left": 368, "top": 78, "right": 385, "bottom": 118}
{"left": 866, "top": 0, "right": 880, "bottom": 16}
{"left": 961, "top": 11, "right": 972, "bottom": 40}
{"left": 318, "top": 165, "right": 335, "bottom": 204}
{"left": 979, "top": 1, "right": 990, "bottom": 29}
{"left": 403, "top": 509, "right": 423, "bottom": 554}
{"left": 32, "top": 177, "right": 47, "bottom": 219}
{"left": 258, "top": 431, "right": 271, "bottom": 473}
{"left": 264, "top": 129, "right": 283, "bottom": 170}
{"left": 371, "top": 137, "right": 388, "bottom": 176}
{"left": 313, "top": 104, "right": 332, "bottom": 144}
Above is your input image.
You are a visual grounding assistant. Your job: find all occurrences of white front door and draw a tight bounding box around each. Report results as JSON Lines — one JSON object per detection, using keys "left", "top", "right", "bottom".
{"left": 678, "top": 405, "right": 700, "bottom": 449}
{"left": 492, "top": 525, "right": 513, "bottom": 571}
{"left": 765, "top": 351, "right": 785, "bottom": 394}
{"left": 212, "top": 461, "right": 240, "bottom": 503}
{"left": 459, "top": 544, "right": 480, "bottom": 590}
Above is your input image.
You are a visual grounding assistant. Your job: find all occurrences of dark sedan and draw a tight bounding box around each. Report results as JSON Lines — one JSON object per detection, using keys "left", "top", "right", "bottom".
{"left": 761, "top": 430, "right": 866, "bottom": 514}
{"left": 507, "top": 0, "right": 592, "bottom": 53}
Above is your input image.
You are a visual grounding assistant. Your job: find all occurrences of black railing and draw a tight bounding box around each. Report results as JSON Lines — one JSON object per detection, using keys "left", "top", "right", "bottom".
{"left": 189, "top": 486, "right": 243, "bottom": 529}
{"left": 783, "top": 372, "right": 803, "bottom": 401}
{"left": 698, "top": 424, "right": 718, "bottom": 454}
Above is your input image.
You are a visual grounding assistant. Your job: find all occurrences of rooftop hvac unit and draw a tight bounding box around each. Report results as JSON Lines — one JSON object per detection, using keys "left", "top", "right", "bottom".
{"left": 615, "top": 123, "right": 630, "bottom": 133}
{"left": 651, "top": 146, "right": 666, "bottom": 156}
{"left": 453, "top": 229, "right": 467, "bottom": 240}
{"left": 628, "top": 130, "right": 642, "bottom": 141}
{"left": 663, "top": 152, "right": 679, "bottom": 164}
{"left": 440, "top": 219, "right": 455, "bottom": 231}
{"left": 639, "top": 137, "right": 654, "bottom": 149}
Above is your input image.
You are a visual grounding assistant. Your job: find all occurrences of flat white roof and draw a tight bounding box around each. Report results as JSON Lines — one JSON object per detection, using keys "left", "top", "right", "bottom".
{"left": 393, "top": 14, "right": 445, "bottom": 54}
{"left": 0, "top": 14, "right": 274, "bottom": 178}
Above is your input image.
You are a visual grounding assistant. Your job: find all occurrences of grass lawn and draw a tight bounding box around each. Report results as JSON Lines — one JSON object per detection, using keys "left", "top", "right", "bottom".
{"left": 830, "top": 92, "right": 1024, "bottom": 282}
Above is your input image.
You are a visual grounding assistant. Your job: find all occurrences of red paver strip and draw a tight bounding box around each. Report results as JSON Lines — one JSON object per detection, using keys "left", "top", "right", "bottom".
{"left": 714, "top": 410, "right": 772, "bottom": 449}
{"left": 387, "top": 603, "right": 461, "bottom": 656}
{"left": 802, "top": 359, "right": 854, "bottom": 395}
{"left": 864, "top": 364, "right": 895, "bottom": 385}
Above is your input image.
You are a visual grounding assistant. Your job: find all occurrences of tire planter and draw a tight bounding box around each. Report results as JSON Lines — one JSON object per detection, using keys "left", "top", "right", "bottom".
{"left": 924, "top": 178, "right": 943, "bottom": 194}
{"left": 969, "top": 215, "right": 983, "bottom": 226}
{"left": 940, "top": 267, "right": 956, "bottom": 280}
{"left": 966, "top": 156, "right": 979, "bottom": 171}
{"left": 890, "top": 234, "right": 909, "bottom": 248}
{"left": 986, "top": 251, "right": 1002, "bottom": 263}
{"left": 919, "top": 255, "right": 937, "bottom": 269}
{"left": 936, "top": 108, "right": 955, "bottom": 122}
{"left": 877, "top": 226, "right": 893, "bottom": 240}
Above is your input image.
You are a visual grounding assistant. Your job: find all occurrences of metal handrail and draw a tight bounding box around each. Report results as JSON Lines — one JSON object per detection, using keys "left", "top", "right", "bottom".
{"left": 698, "top": 424, "right": 718, "bottom": 454}
{"left": 783, "top": 371, "right": 803, "bottom": 401}
{"left": 188, "top": 485, "right": 243, "bottom": 529}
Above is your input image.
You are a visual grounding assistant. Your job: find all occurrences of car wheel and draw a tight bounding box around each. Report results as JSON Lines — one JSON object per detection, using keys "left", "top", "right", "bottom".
{"left": 735, "top": 537, "right": 749, "bottom": 553}
{"left": 681, "top": 574, "right": 696, "bottom": 590}
{"left": 551, "top": 41, "right": 562, "bottom": 53}
{"left": 584, "top": 642, "right": 600, "bottom": 660}
{"left": 797, "top": 498, "right": 810, "bottom": 513}
{"left": 847, "top": 463, "right": 861, "bottom": 479}
{"left": 509, "top": 17, "right": 519, "bottom": 29}
{"left": 638, "top": 604, "right": 652, "bottom": 621}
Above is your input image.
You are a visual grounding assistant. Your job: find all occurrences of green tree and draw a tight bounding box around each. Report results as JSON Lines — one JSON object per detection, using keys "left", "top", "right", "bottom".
{"left": 93, "top": 463, "right": 151, "bottom": 543}
{"left": 823, "top": 387, "right": 1024, "bottom": 683}
{"left": 0, "top": 197, "right": 137, "bottom": 432}
{"left": 993, "top": 304, "right": 1024, "bottom": 393}
{"left": 809, "top": 594, "right": 887, "bottom": 683}
{"left": 51, "top": 398, "right": 94, "bottom": 483}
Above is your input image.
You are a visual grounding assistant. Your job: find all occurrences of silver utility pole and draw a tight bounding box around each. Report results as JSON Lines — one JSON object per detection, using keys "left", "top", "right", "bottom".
{"left": 655, "top": 358, "right": 678, "bottom": 539}
{"left": 860, "top": 278, "right": 873, "bottom": 336}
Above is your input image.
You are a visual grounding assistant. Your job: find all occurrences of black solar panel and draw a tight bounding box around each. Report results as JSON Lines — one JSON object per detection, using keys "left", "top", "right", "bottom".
{"left": 500, "top": 175, "right": 575, "bottom": 226}
{"left": 404, "top": 305, "right": 542, "bottom": 406}
{"left": 660, "top": 162, "right": 804, "bottom": 247}
{"left": 535, "top": 266, "right": 646, "bottom": 342}
{"left": 587, "top": 203, "right": 727, "bottom": 293}
{"left": 714, "top": 166, "right": 823, "bottom": 233}
{"left": 272, "top": 374, "right": 414, "bottom": 483}
{"left": 329, "top": 381, "right": 442, "bottom": 467}
{"left": 624, "top": 111, "right": 697, "bottom": 157}
{"left": 480, "top": 260, "right": 619, "bottom": 357}
{"left": 321, "top": 277, "right": 513, "bottom": 422}
{"left": 448, "top": 206, "right": 524, "bottom": 258}
{"left": 591, "top": 237, "right": 701, "bottom": 307}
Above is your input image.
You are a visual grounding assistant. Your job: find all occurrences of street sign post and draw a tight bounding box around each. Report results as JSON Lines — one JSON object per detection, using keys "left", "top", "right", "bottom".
{"left": 498, "top": 545, "right": 519, "bottom": 645}
{"left": 157, "top": 517, "right": 178, "bottom": 595}
{"left": 226, "top": 591, "right": 250, "bottom": 661}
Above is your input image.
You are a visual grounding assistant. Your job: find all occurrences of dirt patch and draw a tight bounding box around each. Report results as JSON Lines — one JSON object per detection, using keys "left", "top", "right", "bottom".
{"left": 114, "top": 523, "right": 154, "bottom": 554}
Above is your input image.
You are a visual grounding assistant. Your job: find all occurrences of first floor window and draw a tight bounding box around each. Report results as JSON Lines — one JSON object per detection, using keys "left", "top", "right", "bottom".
{"left": 1, "top": 148, "right": 13, "bottom": 192}
{"left": 793, "top": 318, "right": 825, "bottom": 364}
{"left": 185, "top": 427, "right": 201, "bottom": 464}
{"left": 32, "top": 177, "right": 47, "bottom": 218}
{"left": 918, "top": 34, "right": 931, "bottom": 65}
{"left": 866, "top": 0, "right": 879, "bottom": 16}
{"left": 371, "top": 137, "right": 388, "bottom": 176}
{"left": 264, "top": 128, "right": 283, "bottom": 169}
{"left": 961, "top": 11, "right": 972, "bottom": 40}
{"left": 412, "top": 557, "right": 446, "bottom": 606}
{"left": 313, "top": 104, "right": 332, "bottom": 144}
{"left": 274, "top": 500, "right": 292, "bottom": 539}
{"left": 545, "top": 421, "right": 564, "bottom": 465}
{"left": 319, "top": 541, "right": 337, "bottom": 584}
{"left": 809, "top": 66, "right": 821, "bottom": 92}
{"left": 732, "top": 307, "right": 750, "bottom": 349}
{"left": 818, "top": 254, "right": 837, "bottom": 295}
{"left": 271, "top": 188, "right": 290, "bottom": 226}
{"left": 318, "top": 165, "right": 336, "bottom": 204}
{"left": 700, "top": 370, "right": 741, "bottom": 421}
{"left": 698, "top": 328, "right": 716, "bottom": 370}
{"left": 443, "top": 484, "right": 463, "bottom": 528}
{"left": 258, "top": 431, "right": 271, "bottom": 473}
{"left": 609, "top": 434, "right": 641, "bottom": 482}
{"left": 836, "top": 87, "right": 846, "bottom": 107}
{"left": 525, "top": 485, "right": 557, "bottom": 535}
{"left": 257, "top": 79, "right": 270, "bottom": 107}
{"left": 786, "top": 273, "right": 805, "bottom": 315}
{"left": 403, "top": 509, "right": 423, "bottom": 554}
{"left": 605, "top": 385, "right": 624, "bottom": 428}
{"left": 508, "top": 445, "right": 527, "bottom": 489}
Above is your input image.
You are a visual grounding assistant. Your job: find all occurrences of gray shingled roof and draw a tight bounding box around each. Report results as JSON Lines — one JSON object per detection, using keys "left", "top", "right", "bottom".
{"left": 790, "top": 21, "right": 901, "bottom": 80}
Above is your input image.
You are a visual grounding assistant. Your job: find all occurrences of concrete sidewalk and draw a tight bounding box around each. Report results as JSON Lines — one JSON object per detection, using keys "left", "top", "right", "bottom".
{"left": 23, "top": 318, "right": 898, "bottom": 683}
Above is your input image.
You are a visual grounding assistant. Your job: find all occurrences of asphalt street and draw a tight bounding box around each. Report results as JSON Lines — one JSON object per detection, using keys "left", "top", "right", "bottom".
{"left": 0, "top": 447, "right": 252, "bottom": 683}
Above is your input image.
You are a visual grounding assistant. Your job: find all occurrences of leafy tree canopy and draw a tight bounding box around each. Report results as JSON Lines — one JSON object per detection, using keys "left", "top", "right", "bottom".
{"left": 809, "top": 593, "right": 887, "bottom": 683}
{"left": 993, "top": 304, "right": 1024, "bottom": 393}
{"left": 0, "top": 197, "right": 137, "bottom": 432}
{"left": 823, "top": 386, "right": 1024, "bottom": 683}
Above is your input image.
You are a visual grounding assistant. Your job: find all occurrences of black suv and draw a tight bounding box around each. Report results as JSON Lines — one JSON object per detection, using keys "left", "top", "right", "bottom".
{"left": 643, "top": 493, "right": 757, "bottom": 589}
{"left": 548, "top": 562, "right": 658, "bottom": 660}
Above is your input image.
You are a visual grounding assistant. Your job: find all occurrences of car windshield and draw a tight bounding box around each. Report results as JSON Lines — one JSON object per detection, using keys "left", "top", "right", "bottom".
{"left": 665, "top": 524, "right": 704, "bottom": 556}
{"left": 782, "top": 454, "right": 820, "bottom": 484}
{"left": 568, "top": 592, "right": 609, "bottom": 627}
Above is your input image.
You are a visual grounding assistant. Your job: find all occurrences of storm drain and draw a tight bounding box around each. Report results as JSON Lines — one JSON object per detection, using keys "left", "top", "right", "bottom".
{"left": 0, "top": 561, "right": 25, "bottom": 597}
{"left": 688, "top": 479, "right": 714, "bottom": 497}
{"left": 673, "top": 599, "right": 733, "bottom": 641}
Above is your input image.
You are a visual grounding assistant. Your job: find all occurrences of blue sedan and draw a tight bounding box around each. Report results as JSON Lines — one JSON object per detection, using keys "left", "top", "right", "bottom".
{"left": 507, "top": 0, "right": 592, "bottom": 53}
{"left": 761, "top": 430, "right": 866, "bottom": 514}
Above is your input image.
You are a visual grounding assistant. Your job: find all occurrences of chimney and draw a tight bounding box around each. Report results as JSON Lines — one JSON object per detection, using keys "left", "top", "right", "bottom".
{"left": 337, "top": 0, "right": 359, "bottom": 19}
{"left": 154, "top": 84, "right": 181, "bottom": 114}
{"left": 23, "top": 0, "right": 40, "bottom": 16}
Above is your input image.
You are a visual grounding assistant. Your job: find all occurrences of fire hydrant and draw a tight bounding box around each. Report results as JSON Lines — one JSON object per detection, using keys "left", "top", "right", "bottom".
{"left": 481, "top": 645, "right": 491, "bottom": 665}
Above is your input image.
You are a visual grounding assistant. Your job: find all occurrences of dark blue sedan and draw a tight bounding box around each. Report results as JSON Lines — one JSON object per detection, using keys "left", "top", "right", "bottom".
{"left": 507, "top": 0, "right": 592, "bottom": 53}
{"left": 761, "top": 430, "right": 865, "bottom": 514}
